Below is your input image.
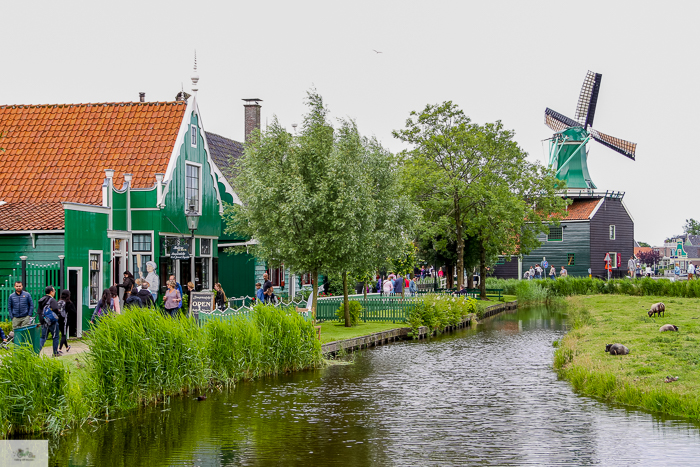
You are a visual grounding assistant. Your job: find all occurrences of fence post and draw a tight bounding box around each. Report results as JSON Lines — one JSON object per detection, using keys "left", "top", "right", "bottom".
{"left": 58, "top": 255, "right": 65, "bottom": 293}
{"left": 20, "top": 256, "right": 28, "bottom": 287}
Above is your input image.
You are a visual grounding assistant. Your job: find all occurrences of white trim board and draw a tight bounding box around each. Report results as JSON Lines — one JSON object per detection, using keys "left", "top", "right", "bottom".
{"left": 63, "top": 202, "right": 111, "bottom": 214}
{"left": 0, "top": 230, "right": 64, "bottom": 234}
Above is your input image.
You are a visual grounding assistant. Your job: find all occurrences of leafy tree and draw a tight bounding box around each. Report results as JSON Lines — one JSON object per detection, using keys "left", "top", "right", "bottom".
{"left": 684, "top": 218, "right": 700, "bottom": 235}
{"left": 637, "top": 249, "right": 661, "bottom": 267}
{"left": 637, "top": 241, "right": 651, "bottom": 248}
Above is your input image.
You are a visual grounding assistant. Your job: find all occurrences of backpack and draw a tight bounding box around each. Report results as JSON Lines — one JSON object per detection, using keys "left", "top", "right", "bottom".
{"left": 57, "top": 300, "right": 67, "bottom": 320}
{"left": 43, "top": 303, "right": 58, "bottom": 326}
{"left": 125, "top": 295, "right": 143, "bottom": 308}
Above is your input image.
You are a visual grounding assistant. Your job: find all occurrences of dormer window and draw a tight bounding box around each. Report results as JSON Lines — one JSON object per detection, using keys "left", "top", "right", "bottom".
{"left": 190, "top": 125, "right": 197, "bottom": 148}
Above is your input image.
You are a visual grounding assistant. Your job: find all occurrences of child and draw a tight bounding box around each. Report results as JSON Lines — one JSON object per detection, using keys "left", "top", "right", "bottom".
{"left": 255, "top": 283, "right": 264, "bottom": 302}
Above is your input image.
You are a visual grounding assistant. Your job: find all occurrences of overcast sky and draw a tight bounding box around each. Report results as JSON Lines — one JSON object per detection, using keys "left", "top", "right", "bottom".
{"left": 3, "top": 0, "right": 698, "bottom": 246}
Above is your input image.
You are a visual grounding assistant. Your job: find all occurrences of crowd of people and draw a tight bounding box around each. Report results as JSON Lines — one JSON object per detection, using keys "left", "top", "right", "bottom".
{"left": 523, "top": 257, "right": 567, "bottom": 280}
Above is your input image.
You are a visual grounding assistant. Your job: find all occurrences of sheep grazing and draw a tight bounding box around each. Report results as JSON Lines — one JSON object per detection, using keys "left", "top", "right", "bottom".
{"left": 605, "top": 343, "right": 630, "bottom": 355}
{"left": 659, "top": 324, "right": 679, "bottom": 332}
{"left": 648, "top": 302, "right": 665, "bottom": 318}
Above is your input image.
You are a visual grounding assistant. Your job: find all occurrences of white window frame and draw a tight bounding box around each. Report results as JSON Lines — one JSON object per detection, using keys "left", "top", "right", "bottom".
{"left": 88, "top": 250, "right": 103, "bottom": 309}
{"left": 610, "top": 252, "right": 618, "bottom": 269}
{"left": 199, "top": 238, "right": 212, "bottom": 257}
{"left": 190, "top": 124, "right": 197, "bottom": 148}
{"left": 185, "top": 161, "right": 203, "bottom": 214}
{"left": 609, "top": 225, "right": 616, "bottom": 240}
{"left": 131, "top": 230, "right": 154, "bottom": 280}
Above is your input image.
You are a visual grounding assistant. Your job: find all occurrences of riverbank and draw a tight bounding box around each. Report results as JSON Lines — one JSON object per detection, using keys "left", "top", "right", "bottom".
{"left": 554, "top": 295, "right": 700, "bottom": 420}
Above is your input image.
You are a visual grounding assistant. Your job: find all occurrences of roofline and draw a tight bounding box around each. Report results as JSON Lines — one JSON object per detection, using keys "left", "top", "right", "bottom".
{"left": 0, "top": 101, "right": 184, "bottom": 109}
{"left": 0, "top": 229, "right": 64, "bottom": 234}
{"left": 62, "top": 202, "right": 111, "bottom": 214}
{"left": 588, "top": 198, "right": 605, "bottom": 219}
{"left": 620, "top": 199, "right": 635, "bottom": 223}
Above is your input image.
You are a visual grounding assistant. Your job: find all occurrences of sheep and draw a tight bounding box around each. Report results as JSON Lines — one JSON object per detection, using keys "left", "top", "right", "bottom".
{"left": 648, "top": 302, "right": 665, "bottom": 318}
{"left": 659, "top": 324, "right": 679, "bottom": 332}
{"left": 605, "top": 343, "right": 630, "bottom": 355}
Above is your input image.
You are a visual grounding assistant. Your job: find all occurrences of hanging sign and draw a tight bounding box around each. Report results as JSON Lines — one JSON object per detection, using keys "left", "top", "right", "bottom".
{"left": 170, "top": 244, "right": 190, "bottom": 260}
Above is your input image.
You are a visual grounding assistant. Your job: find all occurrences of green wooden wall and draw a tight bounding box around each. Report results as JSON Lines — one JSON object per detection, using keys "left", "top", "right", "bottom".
{"left": 0, "top": 234, "right": 64, "bottom": 278}
{"left": 522, "top": 222, "right": 591, "bottom": 277}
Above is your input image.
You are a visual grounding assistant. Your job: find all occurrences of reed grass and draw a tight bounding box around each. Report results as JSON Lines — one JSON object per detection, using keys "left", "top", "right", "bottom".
{"left": 408, "top": 294, "right": 477, "bottom": 335}
{"left": 0, "top": 305, "right": 323, "bottom": 436}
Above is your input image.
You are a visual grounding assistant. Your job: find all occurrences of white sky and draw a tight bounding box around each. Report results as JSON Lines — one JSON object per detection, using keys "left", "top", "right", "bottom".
{"left": 3, "top": 0, "right": 698, "bottom": 246}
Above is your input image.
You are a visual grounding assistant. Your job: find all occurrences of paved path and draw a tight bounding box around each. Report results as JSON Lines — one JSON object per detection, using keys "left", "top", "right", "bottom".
{"left": 40, "top": 339, "right": 89, "bottom": 358}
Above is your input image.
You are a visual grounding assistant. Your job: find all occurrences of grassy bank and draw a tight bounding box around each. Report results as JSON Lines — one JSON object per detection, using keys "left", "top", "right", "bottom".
{"left": 0, "top": 305, "right": 322, "bottom": 436}
{"left": 319, "top": 322, "right": 405, "bottom": 343}
{"left": 554, "top": 295, "right": 700, "bottom": 420}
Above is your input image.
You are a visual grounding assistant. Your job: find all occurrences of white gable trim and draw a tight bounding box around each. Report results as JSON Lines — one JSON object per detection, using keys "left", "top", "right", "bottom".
{"left": 158, "top": 96, "right": 227, "bottom": 213}
{"left": 587, "top": 198, "right": 605, "bottom": 219}
{"left": 210, "top": 160, "right": 242, "bottom": 206}
{"left": 63, "top": 202, "right": 111, "bottom": 214}
{"left": 620, "top": 199, "right": 634, "bottom": 223}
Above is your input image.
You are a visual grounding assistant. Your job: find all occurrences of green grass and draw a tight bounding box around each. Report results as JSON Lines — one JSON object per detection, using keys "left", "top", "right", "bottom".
{"left": 554, "top": 295, "right": 700, "bottom": 420}
{"left": 319, "top": 321, "right": 405, "bottom": 343}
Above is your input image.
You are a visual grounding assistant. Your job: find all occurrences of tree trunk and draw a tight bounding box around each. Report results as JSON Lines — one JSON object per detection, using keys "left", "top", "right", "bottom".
{"left": 455, "top": 191, "right": 464, "bottom": 289}
{"left": 363, "top": 280, "right": 367, "bottom": 300}
{"left": 479, "top": 238, "right": 488, "bottom": 300}
{"left": 311, "top": 269, "right": 318, "bottom": 322}
{"left": 343, "top": 271, "right": 351, "bottom": 327}
{"left": 446, "top": 263, "right": 454, "bottom": 289}
{"left": 467, "top": 268, "right": 474, "bottom": 289}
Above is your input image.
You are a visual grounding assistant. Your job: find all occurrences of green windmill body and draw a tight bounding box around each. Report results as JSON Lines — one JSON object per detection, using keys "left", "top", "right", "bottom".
{"left": 545, "top": 71, "right": 636, "bottom": 190}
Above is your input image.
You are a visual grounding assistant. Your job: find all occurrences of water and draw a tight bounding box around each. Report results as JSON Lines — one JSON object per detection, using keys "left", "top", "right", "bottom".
{"left": 49, "top": 305, "right": 700, "bottom": 466}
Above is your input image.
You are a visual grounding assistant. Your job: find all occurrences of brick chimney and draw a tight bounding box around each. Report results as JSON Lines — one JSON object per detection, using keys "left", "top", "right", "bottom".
{"left": 243, "top": 98, "right": 262, "bottom": 142}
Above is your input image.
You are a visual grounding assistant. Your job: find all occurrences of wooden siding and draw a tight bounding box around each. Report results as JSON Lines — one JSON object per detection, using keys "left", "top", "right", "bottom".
{"left": 112, "top": 191, "right": 127, "bottom": 231}
{"left": 492, "top": 256, "right": 520, "bottom": 279}
{"left": 590, "top": 198, "right": 634, "bottom": 278}
{"left": 218, "top": 251, "right": 257, "bottom": 298}
{"left": 0, "top": 234, "right": 65, "bottom": 278}
{"left": 523, "top": 221, "right": 591, "bottom": 277}
{"left": 130, "top": 188, "right": 157, "bottom": 209}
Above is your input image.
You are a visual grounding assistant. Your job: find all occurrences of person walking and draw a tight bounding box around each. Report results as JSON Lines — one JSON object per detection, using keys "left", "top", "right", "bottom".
{"left": 382, "top": 277, "right": 393, "bottom": 296}
{"left": 8, "top": 281, "right": 34, "bottom": 330}
{"left": 262, "top": 273, "right": 273, "bottom": 303}
{"left": 627, "top": 256, "right": 636, "bottom": 278}
{"left": 420, "top": 266, "right": 426, "bottom": 279}
{"left": 689, "top": 263, "right": 696, "bottom": 281}
{"left": 214, "top": 282, "right": 228, "bottom": 310}
{"left": 163, "top": 280, "right": 181, "bottom": 317}
{"left": 528, "top": 266, "right": 535, "bottom": 280}
{"left": 409, "top": 276, "right": 417, "bottom": 296}
{"left": 394, "top": 274, "right": 404, "bottom": 296}
{"left": 169, "top": 275, "right": 184, "bottom": 310}
{"left": 255, "top": 283, "right": 264, "bottom": 302}
{"left": 91, "top": 289, "right": 114, "bottom": 323}
{"left": 560, "top": 266, "right": 568, "bottom": 277}
{"left": 549, "top": 265, "right": 556, "bottom": 280}
{"left": 57, "top": 289, "right": 75, "bottom": 353}
{"left": 535, "top": 264, "right": 542, "bottom": 279}
{"left": 115, "top": 271, "right": 135, "bottom": 301}
{"left": 38, "top": 286, "right": 61, "bottom": 357}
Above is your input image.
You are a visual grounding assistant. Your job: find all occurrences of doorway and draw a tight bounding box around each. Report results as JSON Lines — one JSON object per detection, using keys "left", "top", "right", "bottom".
{"left": 67, "top": 267, "right": 83, "bottom": 337}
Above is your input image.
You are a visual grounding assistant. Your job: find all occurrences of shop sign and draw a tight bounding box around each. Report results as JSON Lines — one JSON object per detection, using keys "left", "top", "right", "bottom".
{"left": 170, "top": 244, "right": 190, "bottom": 260}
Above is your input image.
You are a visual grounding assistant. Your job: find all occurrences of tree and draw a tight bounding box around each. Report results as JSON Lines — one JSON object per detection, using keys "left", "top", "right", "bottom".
{"left": 637, "top": 249, "right": 661, "bottom": 267}
{"left": 684, "top": 219, "right": 700, "bottom": 235}
{"left": 227, "top": 91, "right": 415, "bottom": 326}
{"left": 638, "top": 241, "right": 651, "bottom": 248}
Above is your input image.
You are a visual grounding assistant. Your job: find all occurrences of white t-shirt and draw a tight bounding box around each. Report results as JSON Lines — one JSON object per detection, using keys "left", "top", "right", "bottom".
{"left": 689, "top": 264, "right": 696, "bottom": 274}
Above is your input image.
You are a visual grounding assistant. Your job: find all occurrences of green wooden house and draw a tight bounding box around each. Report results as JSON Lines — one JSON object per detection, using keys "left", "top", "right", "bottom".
{"left": 0, "top": 89, "right": 245, "bottom": 334}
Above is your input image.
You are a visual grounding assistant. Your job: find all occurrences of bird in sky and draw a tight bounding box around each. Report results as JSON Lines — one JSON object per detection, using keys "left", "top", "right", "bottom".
{"left": 373, "top": 49, "right": 383, "bottom": 54}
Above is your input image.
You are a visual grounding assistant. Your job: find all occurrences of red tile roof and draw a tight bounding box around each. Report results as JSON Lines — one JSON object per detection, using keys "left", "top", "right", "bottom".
{"left": 0, "top": 101, "right": 187, "bottom": 230}
{"left": 0, "top": 202, "right": 64, "bottom": 231}
{"left": 564, "top": 198, "right": 601, "bottom": 220}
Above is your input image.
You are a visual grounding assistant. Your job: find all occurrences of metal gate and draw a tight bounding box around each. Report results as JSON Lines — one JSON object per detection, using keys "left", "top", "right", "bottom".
{"left": 0, "top": 257, "right": 63, "bottom": 321}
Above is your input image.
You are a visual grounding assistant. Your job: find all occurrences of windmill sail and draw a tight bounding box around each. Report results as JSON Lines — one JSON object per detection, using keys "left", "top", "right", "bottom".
{"left": 544, "top": 108, "right": 580, "bottom": 132}
{"left": 589, "top": 128, "right": 636, "bottom": 160}
{"left": 575, "top": 71, "right": 602, "bottom": 128}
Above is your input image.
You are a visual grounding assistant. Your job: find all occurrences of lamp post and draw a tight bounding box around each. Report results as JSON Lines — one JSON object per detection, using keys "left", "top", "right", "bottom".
{"left": 186, "top": 205, "right": 200, "bottom": 288}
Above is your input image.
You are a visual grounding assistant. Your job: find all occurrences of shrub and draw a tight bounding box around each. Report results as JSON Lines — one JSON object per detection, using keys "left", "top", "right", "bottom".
{"left": 409, "top": 294, "right": 477, "bottom": 335}
{"left": 335, "top": 301, "right": 363, "bottom": 326}
{"left": 0, "top": 321, "right": 11, "bottom": 337}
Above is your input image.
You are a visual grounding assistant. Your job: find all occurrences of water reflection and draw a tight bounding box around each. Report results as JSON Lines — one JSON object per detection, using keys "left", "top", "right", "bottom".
{"left": 49, "top": 305, "right": 700, "bottom": 466}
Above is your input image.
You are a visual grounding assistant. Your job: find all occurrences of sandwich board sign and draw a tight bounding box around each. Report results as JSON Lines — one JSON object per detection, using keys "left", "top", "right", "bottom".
{"left": 189, "top": 291, "right": 214, "bottom": 320}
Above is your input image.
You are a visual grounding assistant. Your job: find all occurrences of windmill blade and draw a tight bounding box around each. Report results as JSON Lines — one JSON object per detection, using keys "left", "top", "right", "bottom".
{"left": 589, "top": 128, "right": 636, "bottom": 160}
{"left": 575, "top": 71, "right": 603, "bottom": 128}
{"left": 545, "top": 108, "right": 581, "bottom": 132}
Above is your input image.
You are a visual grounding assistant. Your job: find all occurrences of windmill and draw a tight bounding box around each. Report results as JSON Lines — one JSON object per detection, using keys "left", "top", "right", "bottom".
{"left": 544, "top": 71, "right": 636, "bottom": 190}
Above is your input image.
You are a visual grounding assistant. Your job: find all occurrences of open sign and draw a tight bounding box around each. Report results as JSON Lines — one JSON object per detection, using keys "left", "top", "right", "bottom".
{"left": 189, "top": 292, "right": 215, "bottom": 313}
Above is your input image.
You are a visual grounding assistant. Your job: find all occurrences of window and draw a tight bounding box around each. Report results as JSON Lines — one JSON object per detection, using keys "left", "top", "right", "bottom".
{"left": 190, "top": 125, "right": 197, "bottom": 148}
{"left": 132, "top": 233, "right": 153, "bottom": 280}
{"left": 89, "top": 252, "right": 101, "bottom": 306}
{"left": 548, "top": 226, "right": 563, "bottom": 242}
{"left": 610, "top": 252, "right": 618, "bottom": 269}
{"left": 496, "top": 256, "right": 505, "bottom": 265}
{"left": 267, "top": 265, "right": 285, "bottom": 287}
{"left": 186, "top": 163, "right": 201, "bottom": 213}
{"left": 567, "top": 253, "right": 575, "bottom": 266}
{"left": 301, "top": 273, "right": 313, "bottom": 285}
{"left": 200, "top": 238, "right": 211, "bottom": 256}
{"left": 609, "top": 225, "right": 616, "bottom": 240}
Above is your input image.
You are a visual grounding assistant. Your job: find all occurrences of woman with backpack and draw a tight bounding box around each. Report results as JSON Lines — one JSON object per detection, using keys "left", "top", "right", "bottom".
{"left": 91, "top": 288, "right": 113, "bottom": 323}
{"left": 57, "top": 289, "right": 76, "bottom": 353}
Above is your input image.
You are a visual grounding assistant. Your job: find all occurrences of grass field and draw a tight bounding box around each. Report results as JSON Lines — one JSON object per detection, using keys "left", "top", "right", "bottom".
{"left": 318, "top": 321, "right": 405, "bottom": 343}
{"left": 555, "top": 295, "right": 700, "bottom": 420}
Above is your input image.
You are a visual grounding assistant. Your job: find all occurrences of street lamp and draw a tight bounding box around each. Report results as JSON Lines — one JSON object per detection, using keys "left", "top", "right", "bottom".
{"left": 186, "top": 204, "right": 200, "bottom": 288}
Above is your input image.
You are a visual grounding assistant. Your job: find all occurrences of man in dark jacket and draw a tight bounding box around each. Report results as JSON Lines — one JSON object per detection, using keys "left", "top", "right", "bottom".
{"left": 136, "top": 281, "right": 156, "bottom": 308}
{"left": 38, "top": 286, "right": 61, "bottom": 357}
{"left": 8, "top": 281, "right": 34, "bottom": 329}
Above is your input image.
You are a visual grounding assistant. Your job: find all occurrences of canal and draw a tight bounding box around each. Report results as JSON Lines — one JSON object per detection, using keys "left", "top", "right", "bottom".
{"left": 50, "top": 305, "right": 700, "bottom": 466}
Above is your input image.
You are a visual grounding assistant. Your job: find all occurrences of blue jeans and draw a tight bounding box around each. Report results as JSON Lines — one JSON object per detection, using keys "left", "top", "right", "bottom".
{"left": 40, "top": 321, "right": 60, "bottom": 355}
{"left": 165, "top": 307, "right": 179, "bottom": 318}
